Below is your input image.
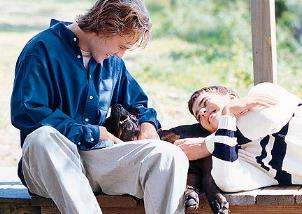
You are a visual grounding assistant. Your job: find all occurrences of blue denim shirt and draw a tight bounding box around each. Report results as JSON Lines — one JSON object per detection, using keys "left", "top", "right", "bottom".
{"left": 11, "top": 19, "right": 160, "bottom": 151}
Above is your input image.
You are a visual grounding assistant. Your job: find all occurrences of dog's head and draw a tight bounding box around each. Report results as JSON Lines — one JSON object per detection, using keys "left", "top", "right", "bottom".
{"left": 104, "top": 104, "right": 140, "bottom": 141}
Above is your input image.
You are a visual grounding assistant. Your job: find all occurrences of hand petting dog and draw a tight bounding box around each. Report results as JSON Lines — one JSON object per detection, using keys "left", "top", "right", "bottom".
{"left": 138, "top": 122, "right": 160, "bottom": 140}
{"left": 174, "top": 137, "right": 210, "bottom": 160}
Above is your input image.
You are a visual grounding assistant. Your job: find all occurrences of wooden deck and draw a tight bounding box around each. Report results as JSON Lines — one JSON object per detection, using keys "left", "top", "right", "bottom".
{"left": 1, "top": 167, "right": 302, "bottom": 214}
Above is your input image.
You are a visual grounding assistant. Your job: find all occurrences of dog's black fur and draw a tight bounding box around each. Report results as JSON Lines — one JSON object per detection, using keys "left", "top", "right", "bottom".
{"left": 104, "top": 104, "right": 140, "bottom": 141}
{"left": 104, "top": 104, "right": 229, "bottom": 213}
{"left": 159, "top": 124, "right": 229, "bottom": 214}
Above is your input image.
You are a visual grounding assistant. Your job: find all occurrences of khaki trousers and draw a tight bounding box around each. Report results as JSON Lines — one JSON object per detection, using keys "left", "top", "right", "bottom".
{"left": 22, "top": 126, "right": 188, "bottom": 214}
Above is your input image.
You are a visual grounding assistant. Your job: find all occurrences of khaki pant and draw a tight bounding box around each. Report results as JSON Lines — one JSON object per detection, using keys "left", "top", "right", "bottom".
{"left": 22, "top": 126, "right": 188, "bottom": 214}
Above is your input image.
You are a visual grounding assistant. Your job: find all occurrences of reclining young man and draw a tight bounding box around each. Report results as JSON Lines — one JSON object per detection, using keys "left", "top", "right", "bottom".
{"left": 10, "top": 1, "right": 189, "bottom": 213}
{"left": 176, "top": 82, "right": 302, "bottom": 192}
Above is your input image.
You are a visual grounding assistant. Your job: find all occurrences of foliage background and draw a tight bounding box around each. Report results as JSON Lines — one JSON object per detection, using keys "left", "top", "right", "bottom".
{"left": 0, "top": 0, "right": 301, "bottom": 166}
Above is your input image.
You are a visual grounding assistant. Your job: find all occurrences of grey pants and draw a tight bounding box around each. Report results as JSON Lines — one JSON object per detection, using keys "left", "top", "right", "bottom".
{"left": 22, "top": 126, "right": 188, "bottom": 214}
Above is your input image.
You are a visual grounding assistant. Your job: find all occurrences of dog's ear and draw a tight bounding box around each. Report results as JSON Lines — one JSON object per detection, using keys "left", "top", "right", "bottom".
{"left": 104, "top": 104, "right": 123, "bottom": 136}
{"left": 119, "top": 120, "right": 140, "bottom": 141}
{"left": 105, "top": 104, "right": 141, "bottom": 141}
{"left": 119, "top": 109, "right": 140, "bottom": 141}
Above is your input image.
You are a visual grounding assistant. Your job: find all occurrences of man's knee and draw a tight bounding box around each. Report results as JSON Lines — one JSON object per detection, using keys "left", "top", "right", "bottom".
{"left": 24, "top": 126, "right": 60, "bottom": 153}
{"left": 147, "top": 141, "right": 189, "bottom": 170}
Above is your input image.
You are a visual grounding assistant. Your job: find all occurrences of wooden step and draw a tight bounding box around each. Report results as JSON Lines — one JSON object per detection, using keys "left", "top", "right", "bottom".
{"left": 1, "top": 167, "right": 302, "bottom": 213}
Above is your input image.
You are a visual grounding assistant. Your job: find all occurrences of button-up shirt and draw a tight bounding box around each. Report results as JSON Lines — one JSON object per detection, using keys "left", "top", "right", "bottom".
{"left": 11, "top": 19, "right": 160, "bottom": 150}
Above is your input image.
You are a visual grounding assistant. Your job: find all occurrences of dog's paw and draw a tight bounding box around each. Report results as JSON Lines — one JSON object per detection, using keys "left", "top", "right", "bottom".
{"left": 184, "top": 185, "right": 199, "bottom": 211}
{"left": 210, "top": 193, "right": 229, "bottom": 214}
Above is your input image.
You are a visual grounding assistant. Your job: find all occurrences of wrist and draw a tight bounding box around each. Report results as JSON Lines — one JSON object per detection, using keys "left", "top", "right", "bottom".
{"left": 140, "top": 122, "right": 156, "bottom": 130}
{"left": 222, "top": 105, "right": 234, "bottom": 116}
{"left": 99, "top": 126, "right": 108, "bottom": 141}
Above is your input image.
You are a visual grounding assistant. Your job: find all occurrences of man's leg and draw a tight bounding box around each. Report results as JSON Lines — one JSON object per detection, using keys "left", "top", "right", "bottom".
{"left": 80, "top": 140, "right": 189, "bottom": 214}
{"left": 22, "top": 126, "right": 102, "bottom": 214}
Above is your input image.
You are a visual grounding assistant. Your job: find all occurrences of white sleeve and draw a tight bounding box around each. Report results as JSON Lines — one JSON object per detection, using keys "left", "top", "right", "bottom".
{"left": 236, "top": 82, "right": 301, "bottom": 140}
{"left": 204, "top": 133, "right": 215, "bottom": 154}
{"left": 211, "top": 115, "right": 276, "bottom": 192}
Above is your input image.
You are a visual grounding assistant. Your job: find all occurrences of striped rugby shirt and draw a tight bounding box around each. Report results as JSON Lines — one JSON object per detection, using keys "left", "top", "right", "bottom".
{"left": 204, "top": 83, "right": 302, "bottom": 192}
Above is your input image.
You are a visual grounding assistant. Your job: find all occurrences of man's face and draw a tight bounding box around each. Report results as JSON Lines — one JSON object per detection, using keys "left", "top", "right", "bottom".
{"left": 192, "top": 92, "right": 233, "bottom": 133}
{"left": 88, "top": 33, "right": 138, "bottom": 63}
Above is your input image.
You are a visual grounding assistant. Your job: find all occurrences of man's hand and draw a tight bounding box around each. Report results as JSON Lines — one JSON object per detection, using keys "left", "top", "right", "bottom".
{"left": 99, "top": 126, "right": 123, "bottom": 144}
{"left": 174, "top": 138, "right": 210, "bottom": 160}
{"left": 222, "top": 95, "right": 277, "bottom": 117}
{"left": 138, "top": 122, "right": 160, "bottom": 140}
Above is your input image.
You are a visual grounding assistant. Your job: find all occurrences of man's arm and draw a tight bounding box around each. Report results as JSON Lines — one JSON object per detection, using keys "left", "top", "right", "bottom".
{"left": 209, "top": 92, "right": 291, "bottom": 192}
{"left": 208, "top": 115, "right": 278, "bottom": 192}
{"left": 237, "top": 83, "right": 301, "bottom": 140}
{"left": 11, "top": 55, "right": 101, "bottom": 149}
{"left": 175, "top": 115, "right": 262, "bottom": 192}
{"left": 174, "top": 137, "right": 210, "bottom": 160}
{"left": 138, "top": 122, "right": 159, "bottom": 140}
{"left": 111, "top": 60, "right": 160, "bottom": 139}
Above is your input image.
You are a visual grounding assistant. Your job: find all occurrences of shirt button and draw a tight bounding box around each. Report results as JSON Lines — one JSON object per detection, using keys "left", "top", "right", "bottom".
{"left": 90, "top": 138, "right": 94, "bottom": 142}
{"left": 89, "top": 96, "right": 93, "bottom": 100}
{"left": 73, "top": 37, "right": 77, "bottom": 42}
{"left": 77, "top": 142, "right": 81, "bottom": 145}
{"left": 77, "top": 55, "right": 81, "bottom": 59}
{"left": 85, "top": 118, "right": 89, "bottom": 122}
{"left": 89, "top": 75, "right": 92, "bottom": 78}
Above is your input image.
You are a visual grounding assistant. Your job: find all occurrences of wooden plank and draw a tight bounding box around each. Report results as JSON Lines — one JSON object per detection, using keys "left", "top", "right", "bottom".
{"left": 30, "top": 196, "right": 55, "bottom": 207}
{"left": 23, "top": 204, "right": 302, "bottom": 214}
{"left": 102, "top": 207, "right": 145, "bottom": 214}
{"left": 251, "top": 0, "right": 277, "bottom": 84}
{"left": 226, "top": 204, "right": 302, "bottom": 214}
{"left": 188, "top": 203, "right": 302, "bottom": 214}
{"left": 224, "top": 189, "right": 258, "bottom": 205}
{"left": 2, "top": 167, "right": 302, "bottom": 214}
{"left": 294, "top": 186, "right": 302, "bottom": 204}
{"left": 40, "top": 196, "right": 143, "bottom": 214}
{"left": 41, "top": 205, "right": 60, "bottom": 214}
{"left": 256, "top": 185, "right": 301, "bottom": 205}
{"left": 97, "top": 195, "right": 140, "bottom": 208}
{"left": 0, "top": 206, "right": 41, "bottom": 214}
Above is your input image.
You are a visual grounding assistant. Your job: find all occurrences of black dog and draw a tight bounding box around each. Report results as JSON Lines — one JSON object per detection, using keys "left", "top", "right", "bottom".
{"left": 159, "top": 124, "right": 229, "bottom": 214}
{"left": 104, "top": 104, "right": 140, "bottom": 141}
{"left": 104, "top": 104, "right": 229, "bottom": 213}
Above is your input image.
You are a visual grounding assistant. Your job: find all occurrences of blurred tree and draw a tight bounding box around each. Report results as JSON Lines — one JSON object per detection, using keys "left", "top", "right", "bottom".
{"left": 275, "top": 0, "right": 302, "bottom": 45}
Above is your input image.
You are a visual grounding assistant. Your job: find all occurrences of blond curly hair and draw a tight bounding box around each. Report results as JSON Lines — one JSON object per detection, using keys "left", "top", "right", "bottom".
{"left": 77, "top": 0, "right": 152, "bottom": 48}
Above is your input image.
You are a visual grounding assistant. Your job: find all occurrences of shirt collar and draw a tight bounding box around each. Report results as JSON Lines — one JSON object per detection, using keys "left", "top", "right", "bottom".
{"left": 49, "top": 19, "right": 80, "bottom": 50}
{"left": 49, "top": 19, "right": 100, "bottom": 68}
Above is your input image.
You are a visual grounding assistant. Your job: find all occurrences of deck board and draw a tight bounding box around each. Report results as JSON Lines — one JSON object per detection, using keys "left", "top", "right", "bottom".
{"left": 224, "top": 189, "right": 258, "bottom": 205}
{"left": 256, "top": 185, "right": 301, "bottom": 205}
{"left": 1, "top": 167, "right": 302, "bottom": 213}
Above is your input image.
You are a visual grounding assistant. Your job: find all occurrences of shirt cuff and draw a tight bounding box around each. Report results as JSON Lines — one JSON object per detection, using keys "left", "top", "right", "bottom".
{"left": 205, "top": 133, "right": 215, "bottom": 154}
{"left": 217, "top": 115, "right": 237, "bottom": 131}
{"left": 83, "top": 124, "right": 100, "bottom": 149}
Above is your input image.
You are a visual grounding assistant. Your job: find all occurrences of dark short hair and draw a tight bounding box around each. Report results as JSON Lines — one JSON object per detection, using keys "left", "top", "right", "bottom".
{"left": 77, "top": 0, "right": 152, "bottom": 48}
{"left": 188, "top": 86, "right": 239, "bottom": 115}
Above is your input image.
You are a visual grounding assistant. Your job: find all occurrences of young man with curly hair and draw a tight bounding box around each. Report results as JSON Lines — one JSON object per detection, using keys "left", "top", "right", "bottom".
{"left": 11, "top": 1, "right": 188, "bottom": 213}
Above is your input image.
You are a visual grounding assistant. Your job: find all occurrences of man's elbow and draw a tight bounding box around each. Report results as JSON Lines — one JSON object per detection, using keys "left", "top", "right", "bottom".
{"left": 214, "top": 178, "right": 242, "bottom": 192}
{"left": 211, "top": 164, "right": 245, "bottom": 193}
